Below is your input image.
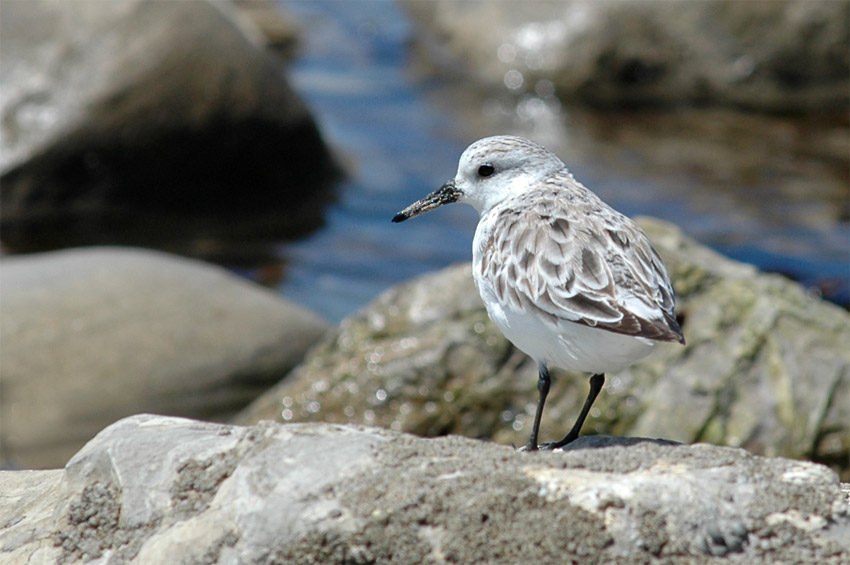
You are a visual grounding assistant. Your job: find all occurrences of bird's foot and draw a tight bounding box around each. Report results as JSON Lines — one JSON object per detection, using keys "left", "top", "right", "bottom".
{"left": 537, "top": 434, "right": 578, "bottom": 451}
{"left": 516, "top": 441, "right": 539, "bottom": 452}
{"left": 536, "top": 441, "right": 563, "bottom": 451}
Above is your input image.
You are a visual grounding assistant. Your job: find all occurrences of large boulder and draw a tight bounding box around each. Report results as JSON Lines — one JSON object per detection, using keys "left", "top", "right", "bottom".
{"left": 0, "top": 415, "right": 847, "bottom": 563}
{"left": 403, "top": 0, "right": 849, "bottom": 112}
{"left": 235, "top": 218, "right": 849, "bottom": 479}
{"left": 0, "top": 0, "right": 339, "bottom": 250}
{"left": 0, "top": 247, "right": 328, "bottom": 469}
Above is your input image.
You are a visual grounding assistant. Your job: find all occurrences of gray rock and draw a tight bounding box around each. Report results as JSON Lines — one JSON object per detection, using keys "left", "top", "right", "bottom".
{"left": 0, "top": 415, "right": 847, "bottom": 563}
{"left": 403, "top": 0, "right": 849, "bottom": 112}
{"left": 0, "top": 0, "right": 338, "bottom": 247}
{"left": 0, "top": 247, "right": 328, "bottom": 469}
{"left": 234, "top": 218, "right": 849, "bottom": 479}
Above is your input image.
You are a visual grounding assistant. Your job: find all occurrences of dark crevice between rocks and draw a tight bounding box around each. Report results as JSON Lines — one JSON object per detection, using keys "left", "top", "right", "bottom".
{"left": 810, "top": 373, "right": 850, "bottom": 477}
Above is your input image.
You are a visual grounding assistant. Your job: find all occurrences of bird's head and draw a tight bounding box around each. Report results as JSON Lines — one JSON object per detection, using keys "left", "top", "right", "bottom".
{"left": 392, "top": 135, "right": 566, "bottom": 222}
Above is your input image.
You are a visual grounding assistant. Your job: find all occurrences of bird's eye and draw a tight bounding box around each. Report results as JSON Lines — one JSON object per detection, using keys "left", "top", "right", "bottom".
{"left": 478, "top": 164, "right": 495, "bottom": 178}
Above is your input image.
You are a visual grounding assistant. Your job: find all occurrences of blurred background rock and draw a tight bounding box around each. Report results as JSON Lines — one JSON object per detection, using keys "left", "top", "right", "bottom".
{"left": 0, "top": 0, "right": 339, "bottom": 258}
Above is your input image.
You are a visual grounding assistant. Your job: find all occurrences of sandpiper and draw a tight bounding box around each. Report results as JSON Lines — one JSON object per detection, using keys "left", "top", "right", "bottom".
{"left": 393, "top": 135, "right": 685, "bottom": 450}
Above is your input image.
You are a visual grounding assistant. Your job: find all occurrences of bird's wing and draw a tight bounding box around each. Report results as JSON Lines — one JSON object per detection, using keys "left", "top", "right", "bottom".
{"left": 478, "top": 192, "right": 684, "bottom": 343}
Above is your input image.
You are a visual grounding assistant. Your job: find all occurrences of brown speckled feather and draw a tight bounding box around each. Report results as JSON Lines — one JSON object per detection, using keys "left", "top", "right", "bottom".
{"left": 476, "top": 182, "right": 684, "bottom": 344}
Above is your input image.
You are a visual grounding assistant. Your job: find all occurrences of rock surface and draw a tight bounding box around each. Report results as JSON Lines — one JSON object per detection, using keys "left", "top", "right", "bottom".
{"left": 0, "top": 415, "right": 847, "bottom": 564}
{"left": 404, "top": 0, "right": 849, "bottom": 112}
{"left": 0, "top": 0, "right": 338, "bottom": 250}
{"left": 0, "top": 247, "right": 328, "bottom": 469}
{"left": 235, "top": 218, "right": 850, "bottom": 479}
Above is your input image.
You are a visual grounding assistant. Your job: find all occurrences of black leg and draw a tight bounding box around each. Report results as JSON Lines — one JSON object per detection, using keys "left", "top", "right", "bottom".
{"left": 524, "top": 362, "right": 551, "bottom": 451}
{"left": 541, "top": 373, "right": 605, "bottom": 450}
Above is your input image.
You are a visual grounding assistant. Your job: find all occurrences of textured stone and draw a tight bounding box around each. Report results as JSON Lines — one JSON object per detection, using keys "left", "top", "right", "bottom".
{"left": 0, "top": 415, "right": 847, "bottom": 564}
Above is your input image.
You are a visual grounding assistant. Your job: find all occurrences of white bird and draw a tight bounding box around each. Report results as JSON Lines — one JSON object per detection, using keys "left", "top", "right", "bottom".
{"left": 393, "top": 135, "right": 685, "bottom": 451}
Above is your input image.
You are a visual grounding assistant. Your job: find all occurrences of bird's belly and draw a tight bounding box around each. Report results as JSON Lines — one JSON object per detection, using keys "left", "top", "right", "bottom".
{"left": 472, "top": 238, "right": 656, "bottom": 374}
{"left": 483, "top": 292, "right": 655, "bottom": 374}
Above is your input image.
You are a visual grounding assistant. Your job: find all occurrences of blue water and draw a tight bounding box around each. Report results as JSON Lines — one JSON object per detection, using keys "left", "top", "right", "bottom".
{"left": 273, "top": 0, "right": 849, "bottom": 321}
{"left": 273, "top": 0, "right": 475, "bottom": 320}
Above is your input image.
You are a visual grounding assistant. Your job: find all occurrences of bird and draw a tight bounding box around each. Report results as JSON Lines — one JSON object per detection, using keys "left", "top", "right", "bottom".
{"left": 392, "top": 135, "right": 685, "bottom": 451}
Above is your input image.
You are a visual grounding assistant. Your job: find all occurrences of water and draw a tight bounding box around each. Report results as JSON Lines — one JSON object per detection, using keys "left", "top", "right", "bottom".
{"left": 272, "top": 0, "right": 475, "bottom": 320}
{"left": 272, "top": 1, "right": 848, "bottom": 321}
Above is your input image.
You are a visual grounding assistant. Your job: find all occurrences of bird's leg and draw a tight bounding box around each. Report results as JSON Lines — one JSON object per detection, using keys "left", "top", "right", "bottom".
{"left": 525, "top": 362, "right": 551, "bottom": 451}
{"left": 541, "top": 373, "right": 605, "bottom": 450}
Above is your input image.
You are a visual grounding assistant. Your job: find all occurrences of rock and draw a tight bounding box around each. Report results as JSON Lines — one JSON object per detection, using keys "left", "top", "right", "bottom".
{"left": 0, "top": 0, "right": 339, "bottom": 250}
{"left": 0, "top": 415, "right": 847, "bottom": 563}
{"left": 0, "top": 469, "right": 63, "bottom": 562}
{"left": 234, "top": 218, "right": 850, "bottom": 479}
{"left": 232, "top": 0, "right": 300, "bottom": 54}
{"left": 0, "top": 247, "right": 328, "bottom": 469}
{"left": 403, "top": 0, "right": 849, "bottom": 113}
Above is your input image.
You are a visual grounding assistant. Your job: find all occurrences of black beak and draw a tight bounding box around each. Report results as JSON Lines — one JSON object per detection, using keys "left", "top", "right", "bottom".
{"left": 392, "top": 181, "right": 460, "bottom": 223}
